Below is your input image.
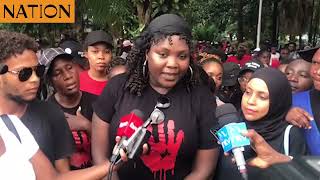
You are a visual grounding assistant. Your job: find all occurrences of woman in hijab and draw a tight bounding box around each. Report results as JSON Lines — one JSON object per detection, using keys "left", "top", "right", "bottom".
{"left": 91, "top": 14, "right": 219, "bottom": 180}
{"left": 214, "top": 68, "right": 307, "bottom": 180}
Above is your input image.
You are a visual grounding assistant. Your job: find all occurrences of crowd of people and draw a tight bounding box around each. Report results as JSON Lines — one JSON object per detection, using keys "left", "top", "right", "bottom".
{"left": 0, "top": 13, "right": 319, "bottom": 180}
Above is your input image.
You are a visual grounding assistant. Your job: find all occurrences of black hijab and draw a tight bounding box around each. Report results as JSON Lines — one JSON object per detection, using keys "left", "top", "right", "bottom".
{"left": 244, "top": 68, "right": 290, "bottom": 141}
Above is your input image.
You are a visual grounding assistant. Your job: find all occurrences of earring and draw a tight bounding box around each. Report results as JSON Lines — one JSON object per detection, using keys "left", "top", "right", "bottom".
{"left": 143, "top": 60, "right": 147, "bottom": 78}
{"left": 0, "top": 64, "right": 8, "bottom": 75}
{"left": 188, "top": 65, "right": 193, "bottom": 82}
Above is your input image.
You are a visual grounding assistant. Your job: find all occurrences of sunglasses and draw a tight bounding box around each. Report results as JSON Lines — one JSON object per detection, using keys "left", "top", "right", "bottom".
{"left": 7, "top": 64, "right": 45, "bottom": 82}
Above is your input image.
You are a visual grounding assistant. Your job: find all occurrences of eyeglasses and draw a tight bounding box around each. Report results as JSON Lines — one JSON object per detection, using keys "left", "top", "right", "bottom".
{"left": 7, "top": 64, "right": 45, "bottom": 82}
{"left": 238, "top": 77, "right": 250, "bottom": 83}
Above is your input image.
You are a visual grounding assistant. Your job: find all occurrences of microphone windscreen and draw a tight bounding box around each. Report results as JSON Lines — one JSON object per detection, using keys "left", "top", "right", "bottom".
{"left": 215, "top": 103, "right": 240, "bottom": 128}
{"left": 215, "top": 103, "right": 237, "bottom": 118}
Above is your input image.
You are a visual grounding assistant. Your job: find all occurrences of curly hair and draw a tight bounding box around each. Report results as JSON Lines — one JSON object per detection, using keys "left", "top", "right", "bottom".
{"left": 125, "top": 31, "right": 215, "bottom": 96}
{"left": 0, "top": 30, "right": 38, "bottom": 62}
{"left": 107, "top": 56, "right": 127, "bottom": 74}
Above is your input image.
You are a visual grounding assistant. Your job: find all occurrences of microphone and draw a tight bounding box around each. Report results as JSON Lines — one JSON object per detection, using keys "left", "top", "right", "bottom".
{"left": 111, "top": 109, "right": 145, "bottom": 164}
{"left": 214, "top": 103, "right": 250, "bottom": 180}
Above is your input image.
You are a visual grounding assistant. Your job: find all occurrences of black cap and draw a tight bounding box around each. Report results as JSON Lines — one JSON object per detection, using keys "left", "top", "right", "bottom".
{"left": 298, "top": 47, "right": 320, "bottom": 62}
{"left": 239, "top": 59, "right": 264, "bottom": 75}
{"left": 222, "top": 62, "right": 240, "bottom": 86}
{"left": 59, "top": 40, "right": 87, "bottom": 69}
{"left": 84, "top": 30, "right": 113, "bottom": 49}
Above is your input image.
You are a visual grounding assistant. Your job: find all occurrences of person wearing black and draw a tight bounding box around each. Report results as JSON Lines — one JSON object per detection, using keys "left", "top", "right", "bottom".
{"left": 285, "top": 47, "right": 320, "bottom": 155}
{"left": 41, "top": 48, "right": 98, "bottom": 170}
{"left": 0, "top": 30, "right": 74, "bottom": 172}
{"left": 91, "top": 14, "right": 219, "bottom": 180}
{"left": 214, "top": 68, "right": 307, "bottom": 180}
{"left": 217, "top": 62, "right": 242, "bottom": 110}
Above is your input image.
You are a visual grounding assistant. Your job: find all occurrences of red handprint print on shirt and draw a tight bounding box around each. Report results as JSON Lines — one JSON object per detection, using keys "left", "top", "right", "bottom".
{"left": 141, "top": 120, "right": 184, "bottom": 180}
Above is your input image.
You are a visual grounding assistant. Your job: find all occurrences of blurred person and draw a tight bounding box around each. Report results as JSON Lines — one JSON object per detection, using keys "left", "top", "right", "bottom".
{"left": 286, "top": 47, "right": 320, "bottom": 155}
{"left": 107, "top": 56, "right": 128, "bottom": 79}
{"left": 285, "top": 59, "right": 313, "bottom": 94}
{"left": 120, "top": 40, "right": 133, "bottom": 60}
{"left": 217, "top": 62, "right": 242, "bottom": 110}
{"left": 257, "top": 49, "right": 271, "bottom": 67}
{"left": 0, "top": 30, "right": 74, "bottom": 172}
{"left": 226, "top": 43, "right": 252, "bottom": 67}
{"left": 280, "top": 47, "right": 290, "bottom": 64}
{"left": 59, "top": 39, "right": 88, "bottom": 72}
{"left": 200, "top": 58, "right": 224, "bottom": 106}
{"left": 270, "top": 45, "right": 280, "bottom": 61}
{"left": 80, "top": 30, "right": 113, "bottom": 95}
{"left": 238, "top": 60, "right": 264, "bottom": 93}
{"left": 42, "top": 48, "right": 98, "bottom": 170}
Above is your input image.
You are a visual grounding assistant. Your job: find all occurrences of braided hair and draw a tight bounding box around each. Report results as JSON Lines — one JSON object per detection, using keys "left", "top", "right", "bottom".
{"left": 125, "top": 31, "right": 215, "bottom": 96}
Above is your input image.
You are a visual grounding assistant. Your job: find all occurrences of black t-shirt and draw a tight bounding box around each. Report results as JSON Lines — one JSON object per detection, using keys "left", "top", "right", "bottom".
{"left": 310, "top": 89, "right": 320, "bottom": 129}
{"left": 21, "top": 99, "right": 74, "bottom": 164}
{"left": 48, "top": 91, "right": 97, "bottom": 169}
{"left": 93, "top": 74, "right": 219, "bottom": 180}
{"left": 48, "top": 91, "right": 97, "bottom": 120}
{"left": 214, "top": 126, "right": 307, "bottom": 180}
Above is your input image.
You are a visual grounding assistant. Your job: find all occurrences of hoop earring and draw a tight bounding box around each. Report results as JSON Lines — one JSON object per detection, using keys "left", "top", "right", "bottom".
{"left": 188, "top": 65, "right": 193, "bottom": 82}
{"left": 143, "top": 60, "right": 147, "bottom": 78}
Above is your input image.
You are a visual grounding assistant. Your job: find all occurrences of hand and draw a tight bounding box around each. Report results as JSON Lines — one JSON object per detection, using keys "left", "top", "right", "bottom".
{"left": 64, "top": 111, "right": 91, "bottom": 133}
{"left": 241, "top": 129, "right": 291, "bottom": 168}
{"left": 285, "top": 107, "right": 313, "bottom": 129}
{"left": 141, "top": 120, "right": 184, "bottom": 174}
{"left": 113, "top": 136, "right": 149, "bottom": 163}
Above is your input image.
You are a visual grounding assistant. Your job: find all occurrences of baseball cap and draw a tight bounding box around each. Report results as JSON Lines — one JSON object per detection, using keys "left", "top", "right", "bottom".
{"left": 222, "top": 62, "right": 240, "bottom": 87}
{"left": 122, "top": 40, "right": 133, "bottom": 47}
{"left": 59, "top": 40, "right": 87, "bottom": 69}
{"left": 298, "top": 47, "right": 320, "bottom": 62}
{"left": 40, "top": 47, "right": 73, "bottom": 74}
{"left": 84, "top": 30, "right": 113, "bottom": 49}
{"left": 239, "top": 59, "right": 264, "bottom": 75}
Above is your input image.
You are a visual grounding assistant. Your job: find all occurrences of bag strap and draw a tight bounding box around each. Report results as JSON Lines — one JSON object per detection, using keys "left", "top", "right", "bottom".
{"left": 1, "top": 114, "right": 21, "bottom": 143}
{"left": 284, "top": 125, "right": 293, "bottom": 156}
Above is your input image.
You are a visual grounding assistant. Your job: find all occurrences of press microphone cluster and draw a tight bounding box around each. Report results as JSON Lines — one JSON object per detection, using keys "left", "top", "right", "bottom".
{"left": 212, "top": 103, "right": 250, "bottom": 180}
{"left": 110, "top": 107, "right": 166, "bottom": 165}
{"left": 110, "top": 109, "right": 146, "bottom": 164}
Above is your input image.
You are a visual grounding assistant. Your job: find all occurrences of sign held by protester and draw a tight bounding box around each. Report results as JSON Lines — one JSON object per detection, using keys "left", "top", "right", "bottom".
{"left": 0, "top": 0, "right": 75, "bottom": 23}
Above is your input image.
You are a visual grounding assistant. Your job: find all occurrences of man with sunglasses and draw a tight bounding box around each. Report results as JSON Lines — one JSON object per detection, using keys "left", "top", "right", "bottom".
{"left": 0, "top": 30, "right": 74, "bottom": 172}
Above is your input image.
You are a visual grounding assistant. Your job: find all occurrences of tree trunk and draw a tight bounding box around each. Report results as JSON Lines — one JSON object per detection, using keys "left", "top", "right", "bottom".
{"left": 313, "top": 0, "right": 320, "bottom": 46}
{"left": 272, "top": 0, "right": 279, "bottom": 45}
{"left": 308, "top": 0, "right": 315, "bottom": 44}
{"left": 237, "top": 0, "right": 244, "bottom": 42}
{"left": 136, "top": 0, "right": 152, "bottom": 26}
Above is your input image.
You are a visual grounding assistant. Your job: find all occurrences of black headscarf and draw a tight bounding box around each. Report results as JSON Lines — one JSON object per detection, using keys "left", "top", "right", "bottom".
{"left": 147, "top": 14, "right": 192, "bottom": 39}
{"left": 244, "top": 68, "right": 290, "bottom": 141}
{"left": 135, "top": 14, "right": 192, "bottom": 48}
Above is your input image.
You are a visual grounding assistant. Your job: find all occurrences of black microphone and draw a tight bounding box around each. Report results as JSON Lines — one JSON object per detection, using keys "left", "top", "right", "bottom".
{"left": 214, "top": 103, "right": 249, "bottom": 180}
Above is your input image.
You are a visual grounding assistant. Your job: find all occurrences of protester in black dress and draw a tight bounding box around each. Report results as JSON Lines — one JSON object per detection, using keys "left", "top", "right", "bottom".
{"left": 91, "top": 14, "right": 219, "bottom": 180}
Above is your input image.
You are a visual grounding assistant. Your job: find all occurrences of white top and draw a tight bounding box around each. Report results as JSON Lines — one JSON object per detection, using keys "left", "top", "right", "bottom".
{"left": 0, "top": 115, "right": 39, "bottom": 180}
